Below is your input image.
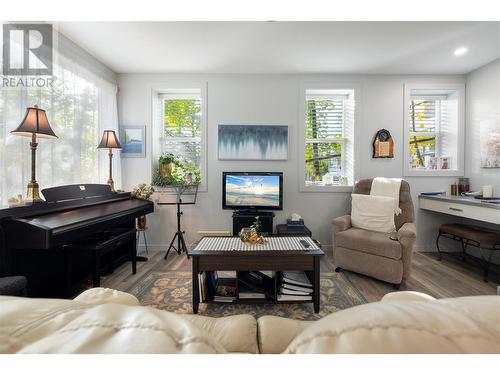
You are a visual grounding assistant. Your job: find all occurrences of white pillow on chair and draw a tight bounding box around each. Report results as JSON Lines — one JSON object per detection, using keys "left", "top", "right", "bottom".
{"left": 351, "top": 194, "right": 397, "bottom": 233}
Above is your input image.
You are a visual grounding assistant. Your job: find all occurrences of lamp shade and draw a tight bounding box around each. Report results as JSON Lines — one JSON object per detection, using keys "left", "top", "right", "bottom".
{"left": 98, "top": 130, "right": 122, "bottom": 149}
{"left": 11, "top": 105, "right": 58, "bottom": 139}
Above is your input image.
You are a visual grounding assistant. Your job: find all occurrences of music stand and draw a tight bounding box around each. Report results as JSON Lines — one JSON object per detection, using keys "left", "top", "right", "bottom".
{"left": 157, "top": 184, "right": 198, "bottom": 259}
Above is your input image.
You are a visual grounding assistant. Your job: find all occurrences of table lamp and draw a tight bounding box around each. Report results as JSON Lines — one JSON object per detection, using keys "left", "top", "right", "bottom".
{"left": 11, "top": 105, "right": 58, "bottom": 203}
{"left": 97, "top": 130, "right": 122, "bottom": 192}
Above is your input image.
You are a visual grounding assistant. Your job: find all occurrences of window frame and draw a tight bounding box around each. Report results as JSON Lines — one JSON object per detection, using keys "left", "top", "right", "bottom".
{"left": 403, "top": 83, "right": 465, "bottom": 177}
{"left": 298, "top": 83, "right": 360, "bottom": 193}
{"left": 150, "top": 82, "right": 208, "bottom": 192}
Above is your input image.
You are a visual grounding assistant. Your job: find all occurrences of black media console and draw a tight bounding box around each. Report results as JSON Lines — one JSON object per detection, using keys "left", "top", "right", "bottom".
{"left": 232, "top": 211, "right": 275, "bottom": 236}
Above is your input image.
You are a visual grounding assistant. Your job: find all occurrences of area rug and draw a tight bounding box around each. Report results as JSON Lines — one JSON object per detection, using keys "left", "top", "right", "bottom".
{"left": 126, "top": 270, "right": 367, "bottom": 320}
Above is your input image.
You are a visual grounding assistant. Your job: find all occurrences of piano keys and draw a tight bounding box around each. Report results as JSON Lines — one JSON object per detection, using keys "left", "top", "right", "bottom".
{"left": 0, "top": 184, "right": 154, "bottom": 297}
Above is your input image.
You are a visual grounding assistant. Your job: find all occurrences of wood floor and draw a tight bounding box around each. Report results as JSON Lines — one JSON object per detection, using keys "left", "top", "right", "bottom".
{"left": 102, "top": 250, "right": 498, "bottom": 302}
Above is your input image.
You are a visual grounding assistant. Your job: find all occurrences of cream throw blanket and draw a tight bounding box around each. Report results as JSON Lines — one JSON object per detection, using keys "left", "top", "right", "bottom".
{"left": 370, "top": 177, "right": 402, "bottom": 215}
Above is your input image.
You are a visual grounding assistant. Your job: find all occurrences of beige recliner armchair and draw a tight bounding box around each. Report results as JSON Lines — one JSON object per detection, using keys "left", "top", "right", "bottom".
{"left": 332, "top": 178, "right": 416, "bottom": 288}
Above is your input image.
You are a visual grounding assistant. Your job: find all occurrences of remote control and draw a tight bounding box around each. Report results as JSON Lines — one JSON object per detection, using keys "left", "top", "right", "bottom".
{"left": 300, "top": 239, "right": 310, "bottom": 248}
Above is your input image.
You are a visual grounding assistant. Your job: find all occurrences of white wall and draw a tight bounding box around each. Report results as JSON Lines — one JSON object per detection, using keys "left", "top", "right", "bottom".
{"left": 117, "top": 73, "right": 466, "bottom": 253}
{"left": 458, "top": 59, "right": 500, "bottom": 263}
{"left": 466, "top": 59, "right": 500, "bottom": 194}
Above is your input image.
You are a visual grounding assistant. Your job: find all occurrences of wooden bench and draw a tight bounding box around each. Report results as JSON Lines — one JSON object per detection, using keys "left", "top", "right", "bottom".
{"left": 437, "top": 223, "right": 500, "bottom": 282}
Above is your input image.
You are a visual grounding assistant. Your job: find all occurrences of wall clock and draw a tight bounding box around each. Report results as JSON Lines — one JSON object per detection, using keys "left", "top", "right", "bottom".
{"left": 372, "top": 129, "right": 394, "bottom": 158}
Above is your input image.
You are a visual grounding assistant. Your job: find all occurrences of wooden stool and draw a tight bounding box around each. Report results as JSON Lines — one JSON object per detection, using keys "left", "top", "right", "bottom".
{"left": 436, "top": 223, "right": 500, "bottom": 282}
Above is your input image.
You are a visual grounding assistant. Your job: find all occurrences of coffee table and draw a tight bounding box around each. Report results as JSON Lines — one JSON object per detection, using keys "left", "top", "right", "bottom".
{"left": 190, "top": 236, "right": 324, "bottom": 314}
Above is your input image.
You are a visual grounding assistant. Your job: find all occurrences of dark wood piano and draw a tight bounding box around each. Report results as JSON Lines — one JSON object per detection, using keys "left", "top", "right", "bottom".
{"left": 0, "top": 184, "right": 154, "bottom": 298}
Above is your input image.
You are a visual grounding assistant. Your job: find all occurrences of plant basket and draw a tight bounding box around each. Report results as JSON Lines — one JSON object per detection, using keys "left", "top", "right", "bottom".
{"left": 159, "top": 163, "right": 172, "bottom": 178}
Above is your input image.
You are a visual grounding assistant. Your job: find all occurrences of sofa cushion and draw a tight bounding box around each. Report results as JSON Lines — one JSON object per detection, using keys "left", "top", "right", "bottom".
{"left": 74, "top": 287, "right": 140, "bottom": 306}
{"left": 0, "top": 296, "right": 226, "bottom": 354}
{"left": 351, "top": 194, "right": 397, "bottom": 233}
{"left": 182, "top": 314, "right": 258, "bottom": 353}
{"left": 257, "top": 316, "right": 312, "bottom": 354}
{"left": 382, "top": 291, "right": 436, "bottom": 302}
{"left": 285, "top": 295, "right": 500, "bottom": 354}
{"left": 335, "top": 227, "right": 402, "bottom": 260}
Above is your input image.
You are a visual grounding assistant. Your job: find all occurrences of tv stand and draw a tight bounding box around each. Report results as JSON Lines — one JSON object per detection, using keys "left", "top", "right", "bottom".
{"left": 232, "top": 210, "right": 275, "bottom": 236}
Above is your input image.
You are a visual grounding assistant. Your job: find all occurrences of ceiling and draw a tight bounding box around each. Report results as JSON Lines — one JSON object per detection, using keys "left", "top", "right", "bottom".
{"left": 57, "top": 21, "right": 500, "bottom": 75}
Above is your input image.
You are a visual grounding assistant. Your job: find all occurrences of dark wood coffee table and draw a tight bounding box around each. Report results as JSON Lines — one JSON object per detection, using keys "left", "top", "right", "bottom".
{"left": 190, "top": 236, "right": 324, "bottom": 314}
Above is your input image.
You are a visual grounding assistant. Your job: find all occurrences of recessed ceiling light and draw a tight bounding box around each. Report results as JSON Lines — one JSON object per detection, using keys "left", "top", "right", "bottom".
{"left": 454, "top": 47, "right": 468, "bottom": 56}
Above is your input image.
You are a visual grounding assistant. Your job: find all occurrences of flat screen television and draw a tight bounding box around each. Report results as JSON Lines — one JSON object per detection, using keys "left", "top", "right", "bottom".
{"left": 222, "top": 172, "right": 283, "bottom": 211}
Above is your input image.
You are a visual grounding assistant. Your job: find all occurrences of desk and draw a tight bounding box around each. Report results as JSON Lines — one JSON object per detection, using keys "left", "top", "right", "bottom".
{"left": 419, "top": 195, "right": 500, "bottom": 225}
{"left": 420, "top": 195, "right": 500, "bottom": 286}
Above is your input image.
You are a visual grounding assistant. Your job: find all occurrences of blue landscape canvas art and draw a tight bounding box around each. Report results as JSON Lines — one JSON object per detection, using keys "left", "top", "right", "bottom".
{"left": 218, "top": 125, "right": 288, "bottom": 160}
{"left": 120, "top": 125, "right": 145, "bottom": 158}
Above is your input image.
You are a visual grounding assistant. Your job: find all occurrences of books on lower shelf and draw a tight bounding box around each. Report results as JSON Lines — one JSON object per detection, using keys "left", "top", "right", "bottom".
{"left": 199, "top": 271, "right": 274, "bottom": 302}
{"left": 280, "top": 283, "right": 313, "bottom": 293}
{"left": 199, "top": 270, "right": 313, "bottom": 302}
{"left": 278, "top": 270, "right": 313, "bottom": 301}
{"left": 213, "top": 276, "right": 237, "bottom": 302}
{"left": 280, "top": 287, "right": 310, "bottom": 296}
{"left": 281, "top": 270, "right": 312, "bottom": 288}
{"left": 238, "top": 271, "right": 275, "bottom": 300}
{"left": 277, "top": 294, "right": 312, "bottom": 301}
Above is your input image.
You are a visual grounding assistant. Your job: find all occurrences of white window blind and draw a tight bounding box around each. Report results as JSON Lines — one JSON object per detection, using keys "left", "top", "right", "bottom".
{"left": 306, "top": 96, "right": 346, "bottom": 139}
{"left": 408, "top": 94, "right": 456, "bottom": 170}
{"left": 304, "top": 91, "right": 353, "bottom": 187}
{"left": 161, "top": 92, "right": 202, "bottom": 168}
{"left": 409, "top": 98, "right": 439, "bottom": 133}
{"left": 153, "top": 85, "right": 207, "bottom": 190}
{"left": 404, "top": 84, "right": 464, "bottom": 176}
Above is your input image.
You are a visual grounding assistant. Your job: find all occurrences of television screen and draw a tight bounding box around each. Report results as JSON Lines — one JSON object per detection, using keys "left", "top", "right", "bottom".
{"left": 222, "top": 172, "right": 283, "bottom": 210}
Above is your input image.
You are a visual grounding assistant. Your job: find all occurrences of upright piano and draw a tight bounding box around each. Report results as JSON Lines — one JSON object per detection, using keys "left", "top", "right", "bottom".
{"left": 0, "top": 184, "right": 154, "bottom": 297}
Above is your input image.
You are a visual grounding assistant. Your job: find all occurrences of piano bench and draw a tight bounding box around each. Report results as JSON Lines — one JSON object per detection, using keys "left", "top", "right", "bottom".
{"left": 68, "top": 228, "right": 137, "bottom": 288}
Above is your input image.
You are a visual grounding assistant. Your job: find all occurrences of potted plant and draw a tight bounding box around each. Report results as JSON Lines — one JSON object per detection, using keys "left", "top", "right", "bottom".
{"left": 152, "top": 153, "right": 201, "bottom": 187}
{"left": 239, "top": 216, "right": 266, "bottom": 245}
{"left": 131, "top": 183, "right": 155, "bottom": 230}
{"left": 158, "top": 153, "right": 176, "bottom": 178}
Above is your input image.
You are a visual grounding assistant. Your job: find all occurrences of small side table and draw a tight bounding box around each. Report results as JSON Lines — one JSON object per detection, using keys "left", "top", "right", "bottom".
{"left": 276, "top": 224, "right": 312, "bottom": 237}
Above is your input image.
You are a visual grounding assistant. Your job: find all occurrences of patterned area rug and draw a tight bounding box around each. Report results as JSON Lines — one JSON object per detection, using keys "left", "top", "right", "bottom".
{"left": 126, "top": 270, "right": 367, "bottom": 320}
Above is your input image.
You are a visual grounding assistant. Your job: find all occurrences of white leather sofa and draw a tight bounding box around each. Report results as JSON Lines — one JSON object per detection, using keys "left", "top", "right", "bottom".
{"left": 1, "top": 288, "right": 499, "bottom": 354}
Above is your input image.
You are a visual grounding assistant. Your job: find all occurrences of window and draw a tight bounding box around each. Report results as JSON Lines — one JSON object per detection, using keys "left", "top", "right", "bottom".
{"left": 300, "top": 87, "right": 356, "bottom": 191}
{"left": 0, "top": 53, "right": 117, "bottom": 205}
{"left": 152, "top": 84, "right": 207, "bottom": 190}
{"left": 163, "top": 91, "right": 202, "bottom": 167}
{"left": 404, "top": 84, "right": 465, "bottom": 176}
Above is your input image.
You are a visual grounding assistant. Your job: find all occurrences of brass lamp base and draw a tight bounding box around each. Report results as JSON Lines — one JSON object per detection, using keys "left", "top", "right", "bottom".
{"left": 107, "top": 178, "right": 115, "bottom": 192}
{"left": 26, "top": 181, "right": 43, "bottom": 203}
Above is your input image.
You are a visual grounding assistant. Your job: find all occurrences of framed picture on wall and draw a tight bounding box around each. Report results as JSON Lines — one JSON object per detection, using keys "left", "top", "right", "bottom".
{"left": 218, "top": 124, "right": 288, "bottom": 160}
{"left": 119, "top": 125, "right": 146, "bottom": 158}
{"left": 480, "top": 120, "right": 500, "bottom": 168}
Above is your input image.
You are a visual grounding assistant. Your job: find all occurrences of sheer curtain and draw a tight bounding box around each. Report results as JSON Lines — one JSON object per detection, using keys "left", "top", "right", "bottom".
{"left": 98, "top": 78, "right": 122, "bottom": 190}
{"left": 0, "top": 45, "right": 120, "bottom": 205}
